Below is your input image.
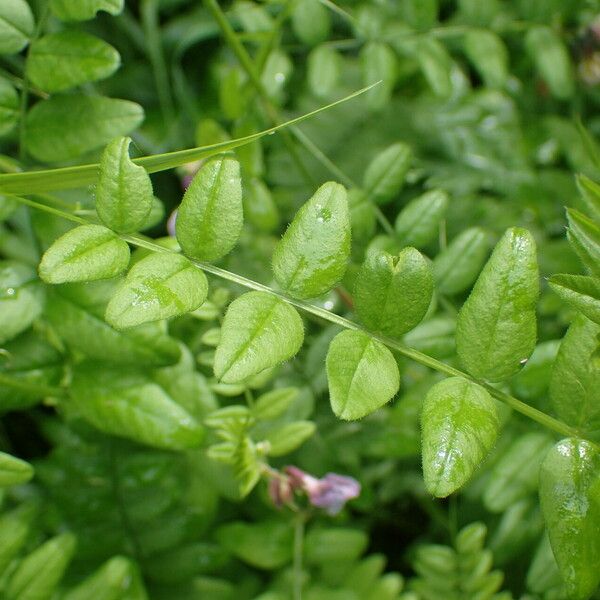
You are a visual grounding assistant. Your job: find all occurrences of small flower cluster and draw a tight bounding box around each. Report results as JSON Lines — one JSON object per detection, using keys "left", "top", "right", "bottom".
{"left": 269, "top": 465, "right": 360, "bottom": 516}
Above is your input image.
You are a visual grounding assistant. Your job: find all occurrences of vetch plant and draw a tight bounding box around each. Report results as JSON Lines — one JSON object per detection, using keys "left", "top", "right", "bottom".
{"left": 0, "top": 1, "right": 600, "bottom": 599}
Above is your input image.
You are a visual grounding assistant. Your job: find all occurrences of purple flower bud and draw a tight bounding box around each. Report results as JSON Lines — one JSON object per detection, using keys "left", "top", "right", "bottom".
{"left": 268, "top": 476, "right": 293, "bottom": 509}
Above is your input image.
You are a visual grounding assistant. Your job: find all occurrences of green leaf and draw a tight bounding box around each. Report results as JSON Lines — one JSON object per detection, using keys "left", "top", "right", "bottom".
{"left": 550, "top": 315, "right": 600, "bottom": 434}
{"left": 456, "top": 227, "right": 539, "bottom": 382}
{"left": 414, "top": 36, "right": 453, "bottom": 97}
{"left": 0, "top": 0, "right": 34, "bottom": 55}
{"left": 526, "top": 26, "right": 574, "bottom": 100}
{"left": 304, "top": 528, "right": 368, "bottom": 564}
{"left": 46, "top": 286, "right": 180, "bottom": 367}
{"left": 0, "top": 504, "right": 37, "bottom": 576}
{"left": 576, "top": 174, "right": 600, "bottom": 223}
{"left": 363, "top": 143, "right": 412, "bottom": 206}
{"left": 291, "top": 0, "right": 330, "bottom": 46}
{"left": 27, "top": 31, "right": 120, "bottom": 93}
{"left": 307, "top": 45, "right": 341, "bottom": 98}
{"left": 106, "top": 252, "right": 208, "bottom": 329}
{"left": 421, "top": 377, "right": 500, "bottom": 497}
{"left": 483, "top": 432, "right": 554, "bottom": 513}
{"left": 6, "top": 532, "right": 76, "bottom": 600}
{"left": 216, "top": 521, "right": 293, "bottom": 570}
{"left": 394, "top": 189, "right": 449, "bottom": 249}
{"left": 354, "top": 248, "right": 433, "bottom": 337}
{"left": 433, "top": 227, "right": 490, "bottom": 295}
{"left": 272, "top": 181, "right": 350, "bottom": 299}
{"left": 326, "top": 329, "right": 400, "bottom": 420}
{"left": 262, "top": 421, "right": 315, "bottom": 456}
{"left": 361, "top": 42, "right": 397, "bottom": 111}
{"left": 95, "top": 136, "right": 154, "bottom": 233}
{"left": 510, "top": 340, "right": 560, "bottom": 403}
{"left": 0, "top": 331, "right": 62, "bottom": 413}
{"left": 0, "top": 260, "right": 44, "bottom": 344}
{"left": 0, "top": 451, "right": 33, "bottom": 487}
{"left": 214, "top": 291, "right": 304, "bottom": 383}
{"left": 252, "top": 387, "right": 298, "bottom": 420}
{"left": 38, "top": 224, "right": 130, "bottom": 284}
{"left": 50, "top": 0, "right": 124, "bottom": 21}
{"left": 243, "top": 178, "right": 279, "bottom": 233}
{"left": 567, "top": 208, "right": 600, "bottom": 277}
{"left": 0, "top": 77, "right": 19, "bottom": 136}
{"left": 63, "top": 556, "right": 147, "bottom": 600}
{"left": 549, "top": 274, "right": 600, "bottom": 324}
{"left": 539, "top": 438, "right": 600, "bottom": 600}
{"left": 348, "top": 188, "right": 376, "bottom": 243}
{"left": 25, "top": 94, "right": 144, "bottom": 164}
{"left": 71, "top": 362, "right": 204, "bottom": 450}
{"left": 463, "top": 29, "right": 508, "bottom": 89}
{"left": 176, "top": 157, "right": 243, "bottom": 261}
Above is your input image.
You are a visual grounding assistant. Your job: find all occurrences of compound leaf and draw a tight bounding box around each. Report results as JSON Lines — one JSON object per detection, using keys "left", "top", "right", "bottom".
{"left": 539, "top": 438, "right": 600, "bottom": 600}
{"left": 456, "top": 227, "right": 539, "bottom": 382}
{"left": 354, "top": 247, "right": 433, "bottom": 337}
{"left": 421, "top": 377, "right": 500, "bottom": 497}
{"left": 214, "top": 291, "right": 304, "bottom": 383}
{"left": 39, "top": 224, "right": 130, "bottom": 284}
{"left": 272, "top": 181, "right": 350, "bottom": 299}
{"left": 176, "top": 157, "right": 243, "bottom": 261}
{"left": 326, "top": 329, "right": 400, "bottom": 420}
{"left": 106, "top": 252, "right": 208, "bottom": 329}
{"left": 549, "top": 274, "right": 600, "bottom": 325}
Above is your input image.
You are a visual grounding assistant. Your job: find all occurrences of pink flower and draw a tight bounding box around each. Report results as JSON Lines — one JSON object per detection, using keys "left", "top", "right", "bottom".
{"left": 284, "top": 466, "right": 361, "bottom": 515}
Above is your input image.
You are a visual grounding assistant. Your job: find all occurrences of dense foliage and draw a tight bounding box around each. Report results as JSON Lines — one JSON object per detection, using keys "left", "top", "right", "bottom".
{"left": 1, "top": 0, "right": 600, "bottom": 598}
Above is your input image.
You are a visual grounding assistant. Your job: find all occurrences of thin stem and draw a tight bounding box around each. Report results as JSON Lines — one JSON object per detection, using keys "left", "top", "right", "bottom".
{"left": 204, "top": 0, "right": 316, "bottom": 186}
{"left": 318, "top": 0, "right": 356, "bottom": 26}
{"left": 140, "top": 0, "right": 176, "bottom": 125}
{"left": 18, "top": 2, "right": 50, "bottom": 161}
{"left": 293, "top": 512, "right": 305, "bottom": 600}
{"left": 8, "top": 195, "right": 593, "bottom": 447}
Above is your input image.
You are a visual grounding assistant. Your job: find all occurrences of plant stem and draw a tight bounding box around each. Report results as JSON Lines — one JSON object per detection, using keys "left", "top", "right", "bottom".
{"left": 8, "top": 195, "right": 593, "bottom": 447}
{"left": 293, "top": 512, "right": 305, "bottom": 600}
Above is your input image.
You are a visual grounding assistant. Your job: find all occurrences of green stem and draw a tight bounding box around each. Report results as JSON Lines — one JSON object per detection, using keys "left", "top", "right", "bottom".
{"left": 18, "top": 2, "right": 50, "bottom": 161}
{"left": 293, "top": 512, "right": 305, "bottom": 600}
{"left": 8, "top": 195, "right": 592, "bottom": 446}
{"left": 140, "top": 0, "right": 176, "bottom": 126}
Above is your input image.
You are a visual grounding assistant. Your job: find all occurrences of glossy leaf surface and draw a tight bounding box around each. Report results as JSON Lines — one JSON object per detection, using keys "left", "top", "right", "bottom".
{"left": 421, "top": 377, "right": 500, "bottom": 497}
{"left": 456, "top": 227, "right": 539, "bottom": 382}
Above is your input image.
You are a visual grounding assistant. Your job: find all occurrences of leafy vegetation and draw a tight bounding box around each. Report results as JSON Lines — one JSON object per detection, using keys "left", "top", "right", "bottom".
{"left": 1, "top": 0, "right": 600, "bottom": 599}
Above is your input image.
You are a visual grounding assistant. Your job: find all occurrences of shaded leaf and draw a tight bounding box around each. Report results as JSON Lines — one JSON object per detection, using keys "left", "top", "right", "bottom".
{"left": 27, "top": 31, "right": 120, "bottom": 92}
{"left": 25, "top": 94, "right": 144, "bottom": 163}
{"left": 263, "top": 421, "right": 315, "bottom": 456}
{"left": 566, "top": 208, "right": 600, "bottom": 277}
{"left": 363, "top": 143, "right": 411, "bottom": 205}
{"left": 50, "top": 0, "right": 124, "bottom": 21}
{"left": 549, "top": 273, "right": 600, "bottom": 324}
{"left": 0, "top": 0, "right": 34, "bottom": 55}
{"left": 463, "top": 29, "right": 508, "bottom": 89}
{"left": 0, "top": 451, "right": 33, "bottom": 487}
{"left": 0, "top": 77, "right": 19, "bottom": 136}
{"left": 394, "top": 189, "right": 449, "bottom": 249}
